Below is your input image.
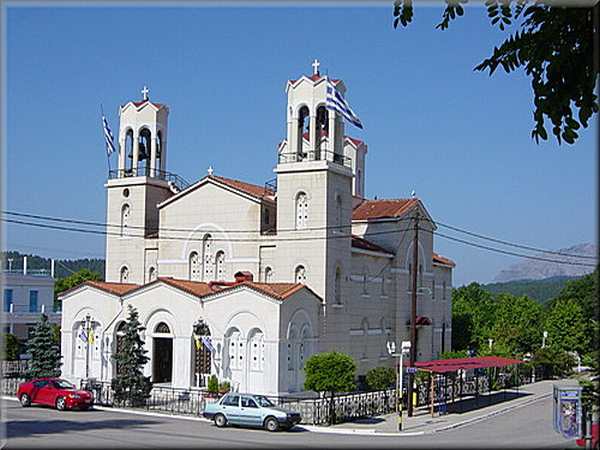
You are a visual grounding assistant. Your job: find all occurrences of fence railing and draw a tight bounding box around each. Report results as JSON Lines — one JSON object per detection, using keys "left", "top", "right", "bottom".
{"left": 1, "top": 361, "right": 29, "bottom": 378}
{"left": 108, "top": 168, "right": 191, "bottom": 192}
{"left": 1, "top": 368, "right": 543, "bottom": 426}
{"left": 278, "top": 150, "right": 352, "bottom": 169}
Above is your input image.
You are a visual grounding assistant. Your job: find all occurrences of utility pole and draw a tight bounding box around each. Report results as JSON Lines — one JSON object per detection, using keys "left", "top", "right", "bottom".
{"left": 407, "top": 210, "right": 419, "bottom": 417}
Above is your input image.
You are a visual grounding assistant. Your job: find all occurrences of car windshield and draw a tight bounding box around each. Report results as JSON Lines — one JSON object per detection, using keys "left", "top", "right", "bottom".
{"left": 54, "top": 380, "right": 75, "bottom": 390}
{"left": 254, "top": 396, "right": 274, "bottom": 407}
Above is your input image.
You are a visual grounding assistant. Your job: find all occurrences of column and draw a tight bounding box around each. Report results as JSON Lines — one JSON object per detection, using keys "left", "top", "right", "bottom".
{"left": 328, "top": 109, "right": 336, "bottom": 160}
{"left": 132, "top": 130, "right": 140, "bottom": 176}
{"left": 160, "top": 137, "right": 167, "bottom": 173}
{"left": 309, "top": 114, "right": 317, "bottom": 160}
{"left": 150, "top": 130, "right": 157, "bottom": 178}
{"left": 118, "top": 137, "right": 126, "bottom": 176}
{"left": 290, "top": 117, "right": 299, "bottom": 161}
{"left": 173, "top": 336, "right": 192, "bottom": 388}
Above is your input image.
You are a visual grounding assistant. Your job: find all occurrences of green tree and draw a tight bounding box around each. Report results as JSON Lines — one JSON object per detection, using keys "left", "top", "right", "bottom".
{"left": 366, "top": 366, "right": 396, "bottom": 391}
{"left": 26, "top": 314, "right": 62, "bottom": 379}
{"left": 543, "top": 298, "right": 589, "bottom": 355}
{"left": 111, "top": 305, "right": 151, "bottom": 407}
{"left": 2, "top": 333, "right": 21, "bottom": 360}
{"left": 304, "top": 352, "right": 356, "bottom": 425}
{"left": 392, "top": 1, "right": 598, "bottom": 145}
{"left": 492, "top": 293, "right": 543, "bottom": 354}
{"left": 451, "top": 283, "right": 495, "bottom": 351}
{"left": 532, "top": 346, "right": 575, "bottom": 379}
{"left": 50, "top": 324, "right": 61, "bottom": 347}
{"left": 54, "top": 269, "right": 101, "bottom": 310}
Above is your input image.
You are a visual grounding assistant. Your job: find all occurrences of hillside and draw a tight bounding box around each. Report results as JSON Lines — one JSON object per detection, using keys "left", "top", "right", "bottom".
{"left": 481, "top": 275, "right": 578, "bottom": 305}
{"left": 493, "top": 243, "right": 597, "bottom": 282}
{"left": 2, "top": 251, "right": 105, "bottom": 280}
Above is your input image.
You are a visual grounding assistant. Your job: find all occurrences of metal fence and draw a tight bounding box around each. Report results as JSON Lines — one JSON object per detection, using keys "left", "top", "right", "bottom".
{"left": 1, "top": 360, "right": 29, "bottom": 378}
{"left": 1, "top": 367, "right": 542, "bottom": 426}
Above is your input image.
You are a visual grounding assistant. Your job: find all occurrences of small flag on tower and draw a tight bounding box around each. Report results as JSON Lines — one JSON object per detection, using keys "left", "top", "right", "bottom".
{"left": 326, "top": 79, "right": 363, "bottom": 129}
{"left": 102, "top": 113, "right": 116, "bottom": 156}
{"left": 201, "top": 336, "right": 215, "bottom": 353}
{"left": 78, "top": 328, "right": 88, "bottom": 343}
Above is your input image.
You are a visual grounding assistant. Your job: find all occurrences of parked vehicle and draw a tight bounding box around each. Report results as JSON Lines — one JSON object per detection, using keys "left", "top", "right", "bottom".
{"left": 203, "top": 393, "right": 302, "bottom": 431}
{"left": 17, "top": 378, "right": 93, "bottom": 411}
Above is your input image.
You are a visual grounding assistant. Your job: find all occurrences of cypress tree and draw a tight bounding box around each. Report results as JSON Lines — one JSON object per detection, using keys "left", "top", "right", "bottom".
{"left": 111, "top": 305, "right": 151, "bottom": 406}
{"left": 26, "top": 314, "right": 62, "bottom": 379}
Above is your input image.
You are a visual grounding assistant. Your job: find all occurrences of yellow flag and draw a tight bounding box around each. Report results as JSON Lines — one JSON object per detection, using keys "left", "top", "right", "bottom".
{"left": 194, "top": 335, "right": 202, "bottom": 351}
{"left": 88, "top": 327, "right": 95, "bottom": 345}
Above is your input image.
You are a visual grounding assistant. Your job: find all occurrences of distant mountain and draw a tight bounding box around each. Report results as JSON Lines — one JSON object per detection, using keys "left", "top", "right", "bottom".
{"left": 1, "top": 251, "right": 105, "bottom": 280}
{"left": 493, "top": 243, "right": 597, "bottom": 283}
{"left": 482, "top": 275, "right": 577, "bottom": 305}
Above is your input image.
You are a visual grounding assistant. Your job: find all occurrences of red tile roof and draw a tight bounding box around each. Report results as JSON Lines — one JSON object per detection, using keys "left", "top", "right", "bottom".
{"left": 432, "top": 252, "right": 456, "bottom": 268}
{"left": 351, "top": 235, "right": 393, "bottom": 255}
{"left": 346, "top": 136, "right": 364, "bottom": 147}
{"left": 59, "top": 281, "right": 140, "bottom": 298}
{"left": 210, "top": 175, "right": 275, "bottom": 201}
{"left": 288, "top": 76, "right": 341, "bottom": 86}
{"left": 131, "top": 100, "right": 165, "bottom": 109}
{"left": 352, "top": 198, "right": 418, "bottom": 221}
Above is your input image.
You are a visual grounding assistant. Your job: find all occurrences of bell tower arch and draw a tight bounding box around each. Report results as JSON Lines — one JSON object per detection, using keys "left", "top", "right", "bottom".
{"left": 105, "top": 86, "right": 180, "bottom": 284}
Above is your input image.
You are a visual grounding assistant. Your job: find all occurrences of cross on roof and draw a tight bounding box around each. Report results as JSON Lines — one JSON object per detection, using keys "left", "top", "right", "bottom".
{"left": 312, "top": 59, "right": 320, "bottom": 76}
{"left": 207, "top": 166, "right": 214, "bottom": 176}
{"left": 141, "top": 85, "right": 149, "bottom": 101}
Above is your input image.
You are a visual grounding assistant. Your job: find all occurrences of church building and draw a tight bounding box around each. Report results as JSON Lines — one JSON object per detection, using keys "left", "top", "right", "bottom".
{"left": 59, "top": 61, "right": 455, "bottom": 396}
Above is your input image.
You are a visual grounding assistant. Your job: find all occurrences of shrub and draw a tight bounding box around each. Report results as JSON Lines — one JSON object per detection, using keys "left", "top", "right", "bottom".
{"left": 207, "top": 375, "right": 219, "bottom": 394}
{"left": 366, "top": 366, "right": 396, "bottom": 391}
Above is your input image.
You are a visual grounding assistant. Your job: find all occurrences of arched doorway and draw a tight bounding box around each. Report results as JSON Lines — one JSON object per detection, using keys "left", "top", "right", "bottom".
{"left": 152, "top": 322, "right": 173, "bottom": 384}
{"left": 192, "top": 320, "right": 212, "bottom": 388}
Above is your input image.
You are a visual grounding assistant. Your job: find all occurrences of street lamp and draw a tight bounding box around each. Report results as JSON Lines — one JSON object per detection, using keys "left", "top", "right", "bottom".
{"left": 542, "top": 330, "right": 548, "bottom": 349}
{"left": 488, "top": 338, "right": 494, "bottom": 350}
{"left": 387, "top": 340, "right": 411, "bottom": 431}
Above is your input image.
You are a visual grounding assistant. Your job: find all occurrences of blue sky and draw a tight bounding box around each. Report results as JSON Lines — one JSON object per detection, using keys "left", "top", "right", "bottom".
{"left": 4, "top": 5, "right": 597, "bottom": 286}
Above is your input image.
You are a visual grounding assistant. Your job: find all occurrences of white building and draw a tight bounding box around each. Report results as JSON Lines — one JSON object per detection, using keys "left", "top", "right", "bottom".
{"left": 59, "top": 63, "right": 455, "bottom": 395}
{"left": 2, "top": 256, "right": 59, "bottom": 340}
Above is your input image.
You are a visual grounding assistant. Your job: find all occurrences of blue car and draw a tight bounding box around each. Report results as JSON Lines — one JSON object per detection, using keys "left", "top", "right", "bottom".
{"left": 203, "top": 393, "right": 302, "bottom": 432}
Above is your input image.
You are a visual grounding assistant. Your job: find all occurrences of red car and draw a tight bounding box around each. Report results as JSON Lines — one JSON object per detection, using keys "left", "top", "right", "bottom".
{"left": 17, "top": 378, "right": 93, "bottom": 411}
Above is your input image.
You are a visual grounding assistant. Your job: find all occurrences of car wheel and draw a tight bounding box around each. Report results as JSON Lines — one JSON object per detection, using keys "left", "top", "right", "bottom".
{"left": 214, "top": 413, "right": 227, "bottom": 428}
{"left": 19, "top": 394, "right": 31, "bottom": 407}
{"left": 264, "top": 417, "right": 279, "bottom": 432}
{"left": 55, "top": 397, "right": 66, "bottom": 411}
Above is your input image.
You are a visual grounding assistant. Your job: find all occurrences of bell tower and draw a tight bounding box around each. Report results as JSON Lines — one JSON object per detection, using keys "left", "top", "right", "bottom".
{"left": 104, "top": 86, "right": 175, "bottom": 285}
{"left": 274, "top": 62, "right": 354, "bottom": 353}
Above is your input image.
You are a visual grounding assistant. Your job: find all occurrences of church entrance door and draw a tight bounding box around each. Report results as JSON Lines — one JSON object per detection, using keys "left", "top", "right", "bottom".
{"left": 153, "top": 337, "right": 173, "bottom": 383}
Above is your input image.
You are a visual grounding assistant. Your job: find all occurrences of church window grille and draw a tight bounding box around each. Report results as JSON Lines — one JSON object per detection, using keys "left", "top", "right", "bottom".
{"left": 215, "top": 251, "right": 225, "bottom": 281}
{"left": 294, "top": 265, "right": 306, "bottom": 284}
{"left": 119, "top": 266, "right": 129, "bottom": 283}
{"left": 154, "top": 322, "right": 171, "bottom": 334}
{"left": 295, "top": 193, "right": 309, "bottom": 229}
{"left": 249, "top": 329, "right": 264, "bottom": 372}
{"left": 120, "top": 204, "right": 130, "bottom": 237}
{"left": 189, "top": 252, "right": 200, "bottom": 281}
{"left": 202, "top": 234, "right": 213, "bottom": 281}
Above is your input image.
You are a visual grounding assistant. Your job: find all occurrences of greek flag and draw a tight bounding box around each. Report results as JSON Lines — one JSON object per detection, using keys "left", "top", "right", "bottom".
{"left": 326, "top": 79, "right": 363, "bottom": 129}
{"left": 102, "top": 114, "right": 116, "bottom": 156}
{"left": 201, "top": 336, "right": 215, "bottom": 353}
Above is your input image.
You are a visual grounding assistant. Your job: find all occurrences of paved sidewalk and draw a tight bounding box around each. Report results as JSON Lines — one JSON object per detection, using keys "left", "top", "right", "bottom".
{"left": 323, "top": 379, "right": 574, "bottom": 435}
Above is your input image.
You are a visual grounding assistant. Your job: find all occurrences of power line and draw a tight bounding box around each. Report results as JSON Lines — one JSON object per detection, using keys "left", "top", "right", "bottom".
{"left": 4, "top": 209, "right": 596, "bottom": 262}
{"left": 434, "top": 220, "right": 598, "bottom": 260}
{"left": 3, "top": 216, "right": 597, "bottom": 268}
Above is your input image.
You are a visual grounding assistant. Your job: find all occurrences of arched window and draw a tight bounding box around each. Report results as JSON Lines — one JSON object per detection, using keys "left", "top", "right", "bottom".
{"left": 248, "top": 329, "right": 265, "bottom": 372}
{"left": 297, "top": 106, "right": 310, "bottom": 158}
{"left": 334, "top": 267, "right": 342, "bottom": 304}
{"left": 138, "top": 128, "right": 152, "bottom": 176}
{"left": 154, "top": 322, "right": 171, "bottom": 334}
{"left": 156, "top": 130, "right": 163, "bottom": 170}
{"left": 295, "top": 265, "right": 306, "bottom": 284}
{"left": 287, "top": 327, "right": 297, "bottom": 371}
{"left": 315, "top": 105, "right": 328, "bottom": 157}
{"left": 119, "top": 266, "right": 129, "bottom": 283}
{"left": 226, "top": 328, "right": 242, "bottom": 371}
{"left": 295, "top": 192, "right": 309, "bottom": 229}
{"left": 148, "top": 266, "right": 157, "bottom": 282}
{"left": 336, "top": 195, "right": 343, "bottom": 230}
{"left": 120, "top": 204, "right": 130, "bottom": 237}
{"left": 264, "top": 266, "right": 273, "bottom": 283}
{"left": 189, "top": 251, "right": 200, "bottom": 281}
{"left": 124, "top": 129, "right": 134, "bottom": 174}
{"left": 215, "top": 251, "right": 225, "bottom": 281}
{"left": 202, "top": 234, "right": 213, "bottom": 281}
{"left": 299, "top": 326, "right": 310, "bottom": 369}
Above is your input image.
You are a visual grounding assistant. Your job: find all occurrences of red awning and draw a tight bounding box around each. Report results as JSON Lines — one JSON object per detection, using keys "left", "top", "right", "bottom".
{"left": 414, "top": 356, "right": 524, "bottom": 374}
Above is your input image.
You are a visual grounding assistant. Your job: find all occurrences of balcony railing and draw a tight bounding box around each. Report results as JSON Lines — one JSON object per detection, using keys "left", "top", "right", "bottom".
{"left": 2, "top": 269, "right": 51, "bottom": 277}
{"left": 278, "top": 149, "right": 352, "bottom": 169}
{"left": 108, "top": 168, "right": 191, "bottom": 192}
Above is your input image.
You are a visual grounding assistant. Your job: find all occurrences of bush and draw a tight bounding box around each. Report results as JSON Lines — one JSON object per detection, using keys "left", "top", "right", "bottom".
{"left": 207, "top": 375, "right": 219, "bottom": 394}
{"left": 2, "top": 333, "right": 20, "bottom": 360}
{"left": 532, "top": 347, "right": 576, "bottom": 379}
{"left": 366, "top": 367, "right": 396, "bottom": 391}
{"left": 218, "top": 381, "right": 230, "bottom": 394}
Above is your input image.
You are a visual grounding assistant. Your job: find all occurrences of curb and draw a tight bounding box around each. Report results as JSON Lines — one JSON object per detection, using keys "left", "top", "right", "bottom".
{"left": 298, "top": 425, "right": 425, "bottom": 437}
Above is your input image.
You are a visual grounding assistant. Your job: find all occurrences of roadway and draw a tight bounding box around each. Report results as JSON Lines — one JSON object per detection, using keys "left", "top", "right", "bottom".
{"left": 2, "top": 394, "right": 576, "bottom": 449}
